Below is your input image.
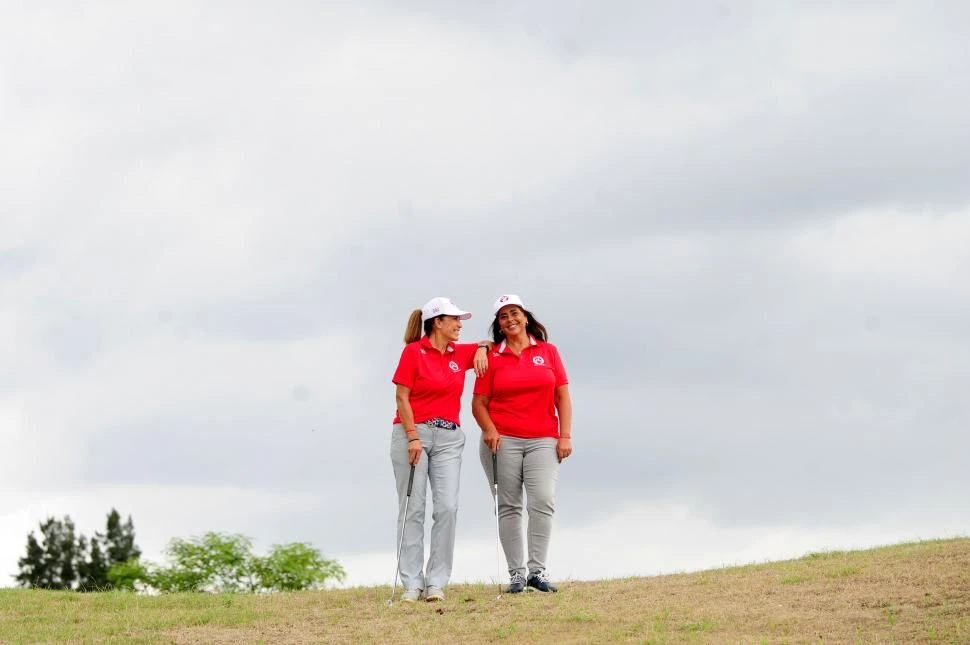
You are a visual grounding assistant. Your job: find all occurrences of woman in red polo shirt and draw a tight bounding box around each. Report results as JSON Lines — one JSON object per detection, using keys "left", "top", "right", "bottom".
{"left": 472, "top": 294, "right": 572, "bottom": 594}
{"left": 391, "top": 297, "right": 489, "bottom": 603}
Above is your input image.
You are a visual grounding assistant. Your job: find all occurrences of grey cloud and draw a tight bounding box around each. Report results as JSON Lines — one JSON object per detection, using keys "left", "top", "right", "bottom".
{"left": 321, "top": 224, "right": 969, "bottom": 537}
{"left": 3, "top": 1, "right": 970, "bottom": 584}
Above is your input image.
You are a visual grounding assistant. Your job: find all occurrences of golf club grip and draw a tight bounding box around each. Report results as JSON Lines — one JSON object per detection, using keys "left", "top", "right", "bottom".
{"left": 406, "top": 464, "right": 415, "bottom": 496}
{"left": 492, "top": 452, "right": 498, "bottom": 484}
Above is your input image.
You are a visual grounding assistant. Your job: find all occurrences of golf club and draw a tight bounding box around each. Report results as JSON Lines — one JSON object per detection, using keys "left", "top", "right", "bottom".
{"left": 492, "top": 451, "right": 502, "bottom": 600}
{"left": 387, "top": 463, "right": 416, "bottom": 606}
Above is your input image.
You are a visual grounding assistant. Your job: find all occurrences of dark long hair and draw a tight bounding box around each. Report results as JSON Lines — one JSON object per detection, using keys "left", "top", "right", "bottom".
{"left": 490, "top": 307, "right": 548, "bottom": 344}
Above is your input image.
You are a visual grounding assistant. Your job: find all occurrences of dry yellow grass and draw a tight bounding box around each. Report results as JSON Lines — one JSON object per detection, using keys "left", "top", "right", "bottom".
{"left": 1, "top": 538, "right": 968, "bottom": 644}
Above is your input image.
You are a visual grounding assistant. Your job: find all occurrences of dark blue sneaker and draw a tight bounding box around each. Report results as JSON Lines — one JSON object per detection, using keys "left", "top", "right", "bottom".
{"left": 527, "top": 570, "right": 558, "bottom": 592}
{"left": 507, "top": 572, "right": 526, "bottom": 593}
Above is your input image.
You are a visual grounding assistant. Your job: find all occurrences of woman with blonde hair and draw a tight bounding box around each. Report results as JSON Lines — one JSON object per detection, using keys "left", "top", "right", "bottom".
{"left": 390, "top": 297, "right": 490, "bottom": 603}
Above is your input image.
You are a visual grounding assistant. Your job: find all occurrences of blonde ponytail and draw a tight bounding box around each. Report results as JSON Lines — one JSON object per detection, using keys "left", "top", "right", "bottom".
{"left": 403, "top": 309, "right": 423, "bottom": 344}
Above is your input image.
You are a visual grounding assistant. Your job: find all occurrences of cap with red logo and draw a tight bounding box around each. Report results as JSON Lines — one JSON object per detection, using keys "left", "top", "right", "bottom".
{"left": 493, "top": 294, "right": 525, "bottom": 315}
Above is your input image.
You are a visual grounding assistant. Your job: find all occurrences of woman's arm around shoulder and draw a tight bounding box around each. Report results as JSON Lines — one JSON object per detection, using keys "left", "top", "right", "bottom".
{"left": 456, "top": 341, "right": 493, "bottom": 377}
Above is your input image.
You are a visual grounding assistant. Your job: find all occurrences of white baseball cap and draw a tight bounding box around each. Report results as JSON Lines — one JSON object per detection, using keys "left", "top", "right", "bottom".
{"left": 493, "top": 294, "right": 525, "bottom": 315}
{"left": 421, "top": 297, "right": 472, "bottom": 323}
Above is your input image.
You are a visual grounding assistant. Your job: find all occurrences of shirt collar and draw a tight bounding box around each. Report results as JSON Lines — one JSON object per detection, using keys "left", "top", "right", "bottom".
{"left": 497, "top": 335, "right": 538, "bottom": 353}
{"left": 420, "top": 336, "right": 455, "bottom": 353}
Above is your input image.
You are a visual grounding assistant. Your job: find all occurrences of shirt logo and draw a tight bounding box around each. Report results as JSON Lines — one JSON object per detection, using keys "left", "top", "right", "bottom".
{"left": 448, "top": 360, "right": 460, "bottom": 372}
{"left": 532, "top": 356, "right": 545, "bottom": 366}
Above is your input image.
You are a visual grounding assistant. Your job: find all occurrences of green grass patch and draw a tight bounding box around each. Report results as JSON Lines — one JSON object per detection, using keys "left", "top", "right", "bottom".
{"left": 491, "top": 622, "right": 518, "bottom": 640}
{"left": 829, "top": 565, "right": 862, "bottom": 578}
{"left": 0, "top": 538, "right": 968, "bottom": 644}
{"left": 804, "top": 549, "right": 847, "bottom": 560}
{"left": 780, "top": 574, "right": 812, "bottom": 585}
{"left": 679, "top": 617, "right": 716, "bottom": 633}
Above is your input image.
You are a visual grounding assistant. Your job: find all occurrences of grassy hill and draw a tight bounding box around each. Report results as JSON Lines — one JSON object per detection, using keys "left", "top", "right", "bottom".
{"left": 1, "top": 538, "right": 967, "bottom": 644}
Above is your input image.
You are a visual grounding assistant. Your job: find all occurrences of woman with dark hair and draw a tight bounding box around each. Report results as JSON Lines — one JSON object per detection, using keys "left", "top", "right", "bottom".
{"left": 472, "top": 294, "right": 572, "bottom": 594}
{"left": 390, "top": 297, "right": 490, "bottom": 603}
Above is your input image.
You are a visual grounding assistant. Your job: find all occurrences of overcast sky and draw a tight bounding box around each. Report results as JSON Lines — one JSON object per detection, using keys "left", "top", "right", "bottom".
{"left": 2, "top": 1, "right": 969, "bottom": 588}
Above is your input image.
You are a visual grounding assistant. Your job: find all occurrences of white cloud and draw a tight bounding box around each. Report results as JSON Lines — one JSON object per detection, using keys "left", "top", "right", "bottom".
{"left": 791, "top": 208, "right": 970, "bottom": 288}
{"left": 2, "top": 331, "right": 364, "bottom": 492}
{"left": 2, "top": 1, "right": 969, "bottom": 589}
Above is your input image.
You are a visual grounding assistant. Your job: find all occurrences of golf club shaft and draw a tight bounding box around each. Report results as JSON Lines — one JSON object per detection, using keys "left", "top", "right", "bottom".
{"left": 389, "top": 463, "right": 416, "bottom": 604}
{"left": 493, "top": 452, "right": 501, "bottom": 595}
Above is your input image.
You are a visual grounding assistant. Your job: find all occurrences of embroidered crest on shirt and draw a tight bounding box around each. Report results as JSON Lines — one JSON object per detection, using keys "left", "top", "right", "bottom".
{"left": 532, "top": 356, "right": 545, "bottom": 366}
{"left": 448, "top": 360, "right": 460, "bottom": 372}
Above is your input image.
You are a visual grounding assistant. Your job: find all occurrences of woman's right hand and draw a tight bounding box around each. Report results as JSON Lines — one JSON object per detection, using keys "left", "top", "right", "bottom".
{"left": 482, "top": 429, "right": 502, "bottom": 453}
{"left": 408, "top": 438, "right": 423, "bottom": 465}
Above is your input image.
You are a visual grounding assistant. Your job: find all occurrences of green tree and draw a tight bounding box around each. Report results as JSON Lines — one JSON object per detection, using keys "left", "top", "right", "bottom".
{"left": 54, "top": 517, "right": 80, "bottom": 589}
{"left": 106, "top": 558, "right": 149, "bottom": 591}
{"left": 14, "top": 532, "right": 47, "bottom": 588}
{"left": 254, "top": 542, "right": 346, "bottom": 591}
{"left": 151, "top": 533, "right": 257, "bottom": 593}
{"left": 132, "top": 532, "right": 346, "bottom": 593}
{"left": 77, "top": 536, "right": 108, "bottom": 591}
{"left": 91, "top": 508, "right": 142, "bottom": 591}
{"left": 14, "top": 510, "right": 141, "bottom": 591}
{"left": 104, "top": 509, "right": 141, "bottom": 565}
{"left": 14, "top": 517, "right": 81, "bottom": 589}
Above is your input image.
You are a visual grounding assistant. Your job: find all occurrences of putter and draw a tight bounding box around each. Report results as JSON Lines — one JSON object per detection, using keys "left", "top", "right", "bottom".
{"left": 492, "top": 451, "right": 502, "bottom": 600}
{"left": 387, "top": 463, "right": 416, "bottom": 606}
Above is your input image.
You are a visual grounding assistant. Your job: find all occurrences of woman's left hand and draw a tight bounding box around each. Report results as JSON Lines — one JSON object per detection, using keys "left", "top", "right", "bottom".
{"left": 473, "top": 347, "right": 489, "bottom": 377}
{"left": 556, "top": 437, "right": 572, "bottom": 462}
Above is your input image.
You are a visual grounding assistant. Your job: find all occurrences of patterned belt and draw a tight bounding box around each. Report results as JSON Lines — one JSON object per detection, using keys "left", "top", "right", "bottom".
{"left": 424, "top": 418, "right": 459, "bottom": 431}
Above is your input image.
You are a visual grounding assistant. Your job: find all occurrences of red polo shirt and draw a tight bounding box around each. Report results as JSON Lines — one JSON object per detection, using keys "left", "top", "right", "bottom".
{"left": 392, "top": 336, "right": 478, "bottom": 426}
{"left": 473, "top": 337, "right": 568, "bottom": 439}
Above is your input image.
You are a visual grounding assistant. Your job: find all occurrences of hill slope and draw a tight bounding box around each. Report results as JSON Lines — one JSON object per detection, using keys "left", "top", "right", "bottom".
{"left": 1, "top": 538, "right": 968, "bottom": 643}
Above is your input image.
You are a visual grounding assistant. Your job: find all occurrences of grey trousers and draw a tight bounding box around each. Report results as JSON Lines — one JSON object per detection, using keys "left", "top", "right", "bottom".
{"left": 479, "top": 436, "right": 560, "bottom": 577}
{"left": 390, "top": 423, "right": 465, "bottom": 592}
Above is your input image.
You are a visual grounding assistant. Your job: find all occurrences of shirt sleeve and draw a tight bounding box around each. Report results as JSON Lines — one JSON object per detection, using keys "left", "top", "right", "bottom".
{"left": 453, "top": 343, "right": 479, "bottom": 370}
{"left": 473, "top": 353, "right": 495, "bottom": 397}
{"left": 547, "top": 343, "right": 569, "bottom": 387}
{"left": 392, "top": 344, "right": 417, "bottom": 388}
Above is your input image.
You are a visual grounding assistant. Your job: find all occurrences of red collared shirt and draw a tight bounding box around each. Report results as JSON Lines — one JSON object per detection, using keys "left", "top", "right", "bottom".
{"left": 473, "top": 336, "right": 569, "bottom": 439}
{"left": 392, "top": 336, "right": 478, "bottom": 425}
